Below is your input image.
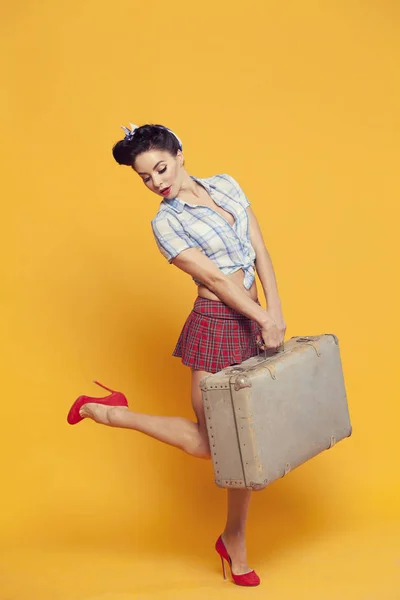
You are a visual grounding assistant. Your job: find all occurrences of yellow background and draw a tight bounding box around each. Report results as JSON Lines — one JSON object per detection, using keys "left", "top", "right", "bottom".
{"left": 1, "top": 1, "right": 399, "bottom": 598}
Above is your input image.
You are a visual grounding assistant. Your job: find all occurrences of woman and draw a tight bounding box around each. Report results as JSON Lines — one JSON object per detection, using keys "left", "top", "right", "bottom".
{"left": 67, "top": 123, "right": 286, "bottom": 586}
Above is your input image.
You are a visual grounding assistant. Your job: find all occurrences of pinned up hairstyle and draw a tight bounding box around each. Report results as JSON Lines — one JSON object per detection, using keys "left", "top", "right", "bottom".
{"left": 112, "top": 124, "right": 181, "bottom": 168}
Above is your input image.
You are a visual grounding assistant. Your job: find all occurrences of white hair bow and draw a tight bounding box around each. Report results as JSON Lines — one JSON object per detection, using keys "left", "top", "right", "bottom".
{"left": 121, "top": 122, "right": 139, "bottom": 141}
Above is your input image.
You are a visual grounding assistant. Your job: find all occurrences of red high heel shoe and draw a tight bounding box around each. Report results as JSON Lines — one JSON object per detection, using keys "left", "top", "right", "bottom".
{"left": 67, "top": 380, "right": 128, "bottom": 425}
{"left": 215, "top": 535, "right": 260, "bottom": 587}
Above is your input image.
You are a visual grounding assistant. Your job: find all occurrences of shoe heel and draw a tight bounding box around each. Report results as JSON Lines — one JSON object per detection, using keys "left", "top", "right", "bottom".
{"left": 93, "top": 380, "right": 115, "bottom": 393}
{"left": 220, "top": 555, "right": 227, "bottom": 580}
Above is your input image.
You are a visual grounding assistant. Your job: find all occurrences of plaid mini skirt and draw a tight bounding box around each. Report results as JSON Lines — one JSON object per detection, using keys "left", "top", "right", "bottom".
{"left": 172, "top": 296, "right": 262, "bottom": 374}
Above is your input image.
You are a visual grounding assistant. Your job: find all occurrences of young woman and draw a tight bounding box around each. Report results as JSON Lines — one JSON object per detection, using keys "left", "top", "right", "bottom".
{"left": 67, "top": 123, "right": 286, "bottom": 586}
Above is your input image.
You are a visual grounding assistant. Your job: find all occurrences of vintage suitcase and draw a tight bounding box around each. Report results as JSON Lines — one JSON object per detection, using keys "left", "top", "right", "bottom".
{"left": 200, "top": 334, "right": 352, "bottom": 490}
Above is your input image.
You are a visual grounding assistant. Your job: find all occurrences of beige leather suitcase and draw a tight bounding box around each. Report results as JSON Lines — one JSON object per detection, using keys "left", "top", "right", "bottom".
{"left": 200, "top": 335, "right": 352, "bottom": 490}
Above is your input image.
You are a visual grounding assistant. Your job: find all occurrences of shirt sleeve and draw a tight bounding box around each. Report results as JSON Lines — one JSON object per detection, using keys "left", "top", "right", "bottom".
{"left": 151, "top": 213, "right": 197, "bottom": 263}
{"left": 223, "top": 174, "right": 251, "bottom": 208}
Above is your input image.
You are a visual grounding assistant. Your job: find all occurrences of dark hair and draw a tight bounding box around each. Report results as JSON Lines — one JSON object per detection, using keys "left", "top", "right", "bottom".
{"left": 112, "top": 124, "right": 181, "bottom": 167}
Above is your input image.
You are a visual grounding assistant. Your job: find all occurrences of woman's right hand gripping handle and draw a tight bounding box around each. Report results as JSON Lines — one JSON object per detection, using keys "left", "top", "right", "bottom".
{"left": 257, "top": 312, "right": 286, "bottom": 351}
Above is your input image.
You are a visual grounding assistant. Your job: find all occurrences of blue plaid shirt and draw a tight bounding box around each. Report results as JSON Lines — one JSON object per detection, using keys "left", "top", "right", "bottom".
{"left": 151, "top": 174, "right": 256, "bottom": 289}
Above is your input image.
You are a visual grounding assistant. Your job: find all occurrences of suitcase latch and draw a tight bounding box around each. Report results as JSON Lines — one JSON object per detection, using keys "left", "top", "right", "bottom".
{"left": 233, "top": 375, "right": 252, "bottom": 391}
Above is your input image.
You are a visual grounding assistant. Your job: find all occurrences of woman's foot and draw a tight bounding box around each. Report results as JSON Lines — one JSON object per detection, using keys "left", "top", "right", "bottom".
{"left": 221, "top": 532, "right": 252, "bottom": 575}
{"left": 67, "top": 382, "right": 128, "bottom": 425}
{"left": 79, "top": 404, "right": 129, "bottom": 425}
{"left": 215, "top": 534, "right": 260, "bottom": 586}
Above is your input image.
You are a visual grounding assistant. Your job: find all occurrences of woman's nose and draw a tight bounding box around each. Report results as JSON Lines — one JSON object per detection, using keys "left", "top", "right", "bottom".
{"left": 153, "top": 176, "right": 163, "bottom": 188}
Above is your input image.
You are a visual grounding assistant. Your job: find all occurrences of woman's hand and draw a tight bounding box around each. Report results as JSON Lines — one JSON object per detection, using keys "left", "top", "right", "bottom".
{"left": 269, "top": 308, "right": 287, "bottom": 339}
{"left": 256, "top": 309, "right": 287, "bottom": 351}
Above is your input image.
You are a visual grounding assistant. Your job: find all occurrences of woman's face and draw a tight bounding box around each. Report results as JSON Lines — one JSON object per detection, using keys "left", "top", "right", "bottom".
{"left": 133, "top": 149, "right": 183, "bottom": 199}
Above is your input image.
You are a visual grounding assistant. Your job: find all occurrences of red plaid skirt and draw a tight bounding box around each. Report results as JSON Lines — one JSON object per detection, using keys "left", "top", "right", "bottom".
{"left": 172, "top": 296, "right": 262, "bottom": 373}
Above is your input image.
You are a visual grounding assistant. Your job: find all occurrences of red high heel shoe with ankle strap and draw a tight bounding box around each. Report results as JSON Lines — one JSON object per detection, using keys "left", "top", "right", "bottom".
{"left": 215, "top": 535, "right": 260, "bottom": 586}
{"left": 67, "top": 380, "right": 128, "bottom": 425}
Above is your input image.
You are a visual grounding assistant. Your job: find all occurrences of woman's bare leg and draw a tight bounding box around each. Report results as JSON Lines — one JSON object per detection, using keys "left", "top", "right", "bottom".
{"left": 190, "top": 370, "right": 253, "bottom": 575}
{"left": 80, "top": 369, "right": 254, "bottom": 573}
{"left": 79, "top": 370, "right": 211, "bottom": 459}
{"left": 222, "top": 489, "right": 253, "bottom": 574}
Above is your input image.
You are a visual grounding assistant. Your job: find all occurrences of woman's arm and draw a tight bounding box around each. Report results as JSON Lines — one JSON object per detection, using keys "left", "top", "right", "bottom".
{"left": 171, "top": 248, "right": 283, "bottom": 349}
{"left": 171, "top": 248, "right": 270, "bottom": 326}
{"left": 247, "top": 207, "right": 286, "bottom": 331}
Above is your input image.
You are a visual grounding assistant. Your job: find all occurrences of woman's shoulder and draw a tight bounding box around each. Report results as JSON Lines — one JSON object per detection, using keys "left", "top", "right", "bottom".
{"left": 151, "top": 200, "right": 181, "bottom": 228}
{"left": 200, "top": 173, "right": 239, "bottom": 189}
{"left": 205, "top": 174, "right": 249, "bottom": 207}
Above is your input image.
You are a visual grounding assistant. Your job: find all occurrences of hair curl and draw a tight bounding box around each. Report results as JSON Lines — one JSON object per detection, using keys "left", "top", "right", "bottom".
{"left": 112, "top": 124, "right": 181, "bottom": 167}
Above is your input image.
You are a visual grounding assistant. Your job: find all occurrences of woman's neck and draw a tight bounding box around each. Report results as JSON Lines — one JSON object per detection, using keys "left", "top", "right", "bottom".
{"left": 177, "top": 172, "right": 203, "bottom": 202}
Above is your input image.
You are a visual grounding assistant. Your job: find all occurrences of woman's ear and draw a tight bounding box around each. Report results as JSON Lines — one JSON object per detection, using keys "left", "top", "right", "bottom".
{"left": 177, "top": 150, "right": 184, "bottom": 167}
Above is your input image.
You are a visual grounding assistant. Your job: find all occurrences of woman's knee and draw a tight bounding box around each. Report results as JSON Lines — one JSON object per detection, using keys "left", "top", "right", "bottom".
{"left": 183, "top": 429, "right": 211, "bottom": 459}
{"left": 194, "top": 438, "right": 211, "bottom": 460}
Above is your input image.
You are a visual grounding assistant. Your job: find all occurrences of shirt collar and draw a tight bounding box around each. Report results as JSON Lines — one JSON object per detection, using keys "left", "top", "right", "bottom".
{"left": 163, "top": 175, "right": 214, "bottom": 214}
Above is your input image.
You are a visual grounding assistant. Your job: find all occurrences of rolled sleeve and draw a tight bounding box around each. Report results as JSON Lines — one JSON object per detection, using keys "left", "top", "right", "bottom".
{"left": 151, "top": 214, "right": 196, "bottom": 263}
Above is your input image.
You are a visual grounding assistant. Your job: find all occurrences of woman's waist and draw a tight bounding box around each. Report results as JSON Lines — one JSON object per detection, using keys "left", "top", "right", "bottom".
{"left": 197, "top": 268, "right": 258, "bottom": 303}
{"left": 193, "top": 289, "right": 260, "bottom": 320}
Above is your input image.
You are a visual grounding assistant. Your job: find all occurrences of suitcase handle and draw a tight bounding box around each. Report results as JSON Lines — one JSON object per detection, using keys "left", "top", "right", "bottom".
{"left": 256, "top": 342, "right": 285, "bottom": 358}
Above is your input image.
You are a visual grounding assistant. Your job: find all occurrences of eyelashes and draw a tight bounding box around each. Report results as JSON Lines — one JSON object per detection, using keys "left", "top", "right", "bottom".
{"left": 144, "top": 166, "right": 167, "bottom": 183}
